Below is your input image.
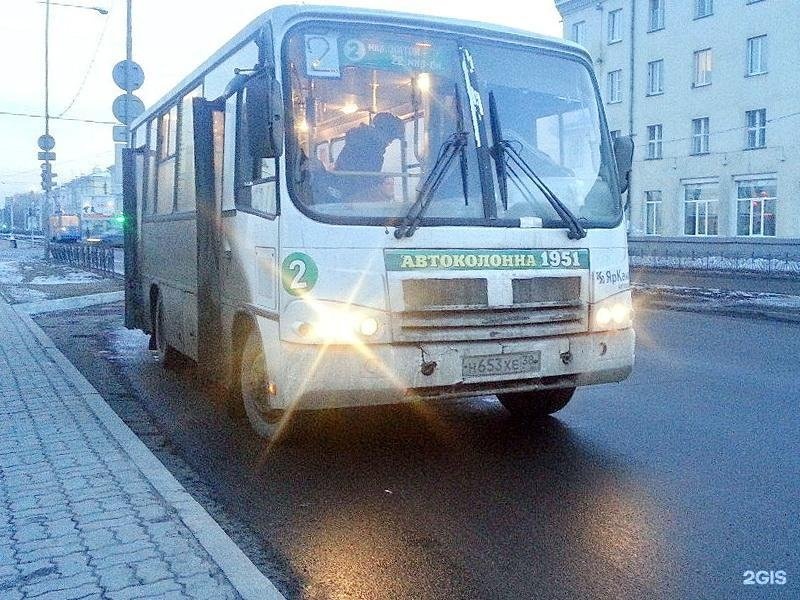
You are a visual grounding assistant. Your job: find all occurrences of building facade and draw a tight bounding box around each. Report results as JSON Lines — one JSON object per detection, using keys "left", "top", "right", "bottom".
{"left": 556, "top": 0, "right": 799, "bottom": 241}
{"left": 53, "top": 167, "right": 119, "bottom": 217}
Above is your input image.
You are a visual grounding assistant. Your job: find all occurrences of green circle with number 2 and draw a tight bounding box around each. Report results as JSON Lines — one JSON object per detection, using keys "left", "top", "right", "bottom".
{"left": 281, "top": 252, "right": 319, "bottom": 296}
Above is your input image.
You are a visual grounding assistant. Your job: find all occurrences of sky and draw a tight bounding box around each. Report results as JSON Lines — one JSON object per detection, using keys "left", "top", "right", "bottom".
{"left": 0, "top": 0, "right": 562, "bottom": 205}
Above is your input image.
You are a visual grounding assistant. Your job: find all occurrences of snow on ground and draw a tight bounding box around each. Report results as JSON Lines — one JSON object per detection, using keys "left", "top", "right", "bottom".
{"left": 0, "top": 261, "right": 24, "bottom": 284}
{"left": 30, "top": 271, "right": 101, "bottom": 285}
{"left": 631, "top": 255, "right": 800, "bottom": 275}
{"left": 1, "top": 286, "right": 49, "bottom": 303}
{"left": 634, "top": 282, "right": 800, "bottom": 312}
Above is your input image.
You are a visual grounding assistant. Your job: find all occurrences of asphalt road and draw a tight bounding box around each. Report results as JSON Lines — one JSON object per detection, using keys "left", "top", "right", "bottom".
{"left": 36, "top": 305, "right": 799, "bottom": 599}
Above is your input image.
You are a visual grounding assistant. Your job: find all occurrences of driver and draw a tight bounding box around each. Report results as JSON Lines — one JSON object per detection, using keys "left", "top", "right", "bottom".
{"left": 333, "top": 112, "right": 404, "bottom": 200}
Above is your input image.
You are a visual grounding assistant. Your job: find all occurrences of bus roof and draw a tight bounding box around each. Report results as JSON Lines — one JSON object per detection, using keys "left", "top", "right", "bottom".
{"left": 132, "top": 4, "right": 584, "bottom": 130}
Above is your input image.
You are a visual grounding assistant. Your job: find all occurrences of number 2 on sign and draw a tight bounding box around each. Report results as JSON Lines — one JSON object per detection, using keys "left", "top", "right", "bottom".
{"left": 540, "top": 250, "right": 580, "bottom": 267}
{"left": 288, "top": 259, "right": 308, "bottom": 290}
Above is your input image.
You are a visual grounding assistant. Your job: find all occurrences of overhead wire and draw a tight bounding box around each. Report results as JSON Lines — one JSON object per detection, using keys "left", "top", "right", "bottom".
{"left": 56, "top": 4, "right": 113, "bottom": 118}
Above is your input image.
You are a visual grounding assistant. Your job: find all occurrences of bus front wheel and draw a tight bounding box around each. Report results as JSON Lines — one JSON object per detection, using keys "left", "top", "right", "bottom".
{"left": 238, "top": 328, "right": 282, "bottom": 438}
{"left": 497, "top": 387, "right": 576, "bottom": 419}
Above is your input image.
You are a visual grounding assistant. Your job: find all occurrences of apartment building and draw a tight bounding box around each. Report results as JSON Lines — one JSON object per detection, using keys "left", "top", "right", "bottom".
{"left": 556, "top": 0, "right": 799, "bottom": 240}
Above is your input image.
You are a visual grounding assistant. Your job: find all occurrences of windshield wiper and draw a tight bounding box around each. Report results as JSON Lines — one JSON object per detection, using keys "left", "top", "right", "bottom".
{"left": 393, "top": 131, "right": 468, "bottom": 238}
{"left": 488, "top": 91, "right": 586, "bottom": 240}
{"left": 394, "top": 84, "right": 469, "bottom": 239}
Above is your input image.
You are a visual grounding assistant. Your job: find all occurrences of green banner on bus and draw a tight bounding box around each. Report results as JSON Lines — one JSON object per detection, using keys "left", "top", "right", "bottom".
{"left": 384, "top": 249, "right": 590, "bottom": 271}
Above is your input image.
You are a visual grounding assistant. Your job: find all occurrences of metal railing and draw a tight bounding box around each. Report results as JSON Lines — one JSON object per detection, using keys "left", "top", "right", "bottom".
{"left": 49, "top": 242, "right": 120, "bottom": 278}
{"left": 628, "top": 237, "right": 800, "bottom": 276}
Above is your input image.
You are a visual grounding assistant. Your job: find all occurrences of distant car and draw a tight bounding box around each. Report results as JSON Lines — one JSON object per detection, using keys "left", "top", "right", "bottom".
{"left": 52, "top": 226, "right": 81, "bottom": 243}
{"left": 97, "top": 230, "right": 124, "bottom": 248}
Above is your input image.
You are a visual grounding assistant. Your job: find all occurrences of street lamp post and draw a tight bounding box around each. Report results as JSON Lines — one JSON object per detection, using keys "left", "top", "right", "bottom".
{"left": 38, "top": 0, "right": 106, "bottom": 254}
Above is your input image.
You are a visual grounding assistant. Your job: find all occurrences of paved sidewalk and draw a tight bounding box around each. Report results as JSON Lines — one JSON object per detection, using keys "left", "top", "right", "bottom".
{"left": 0, "top": 296, "right": 283, "bottom": 599}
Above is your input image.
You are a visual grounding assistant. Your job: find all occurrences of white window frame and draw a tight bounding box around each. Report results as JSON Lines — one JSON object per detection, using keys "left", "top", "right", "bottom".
{"left": 647, "top": 60, "right": 664, "bottom": 96}
{"left": 693, "top": 49, "right": 712, "bottom": 87}
{"left": 648, "top": 0, "right": 665, "bottom": 31}
{"left": 683, "top": 181, "right": 719, "bottom": 236}
{"left": 572, "top": 21, "right": 586, "bottom": 46}
{"left": 608, "top": 9, "right": 623, "bottom": 44}
{"left": 747, "top": 35, "right": 768, "bottom": 75}
{"left": 647, "top": 124, "right": 663, "bottom": 159}
{"left": 607, "top": 70, "right": 622, "bottom": 103}
{"left": 644, "top": 190, "right": 663, "bottom": 235}
{"left": 695, "top": 0, "right": 713, "bottom": 19}
{"left": 736, "top": 177, "right": 777, "bottom": 237}
{"left": 746, "top": 109, "right": 766, "bottom": 149}
{"left": 691, "top": 117, "right": 710, "bottom": 155}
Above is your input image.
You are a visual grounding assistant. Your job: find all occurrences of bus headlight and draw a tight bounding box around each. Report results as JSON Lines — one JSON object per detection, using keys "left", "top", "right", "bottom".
{"left": 591, "top": 291, "right": 632, "bottom": 331}
{"left": 286, "top": 301, "right": 385, "bottom": 344}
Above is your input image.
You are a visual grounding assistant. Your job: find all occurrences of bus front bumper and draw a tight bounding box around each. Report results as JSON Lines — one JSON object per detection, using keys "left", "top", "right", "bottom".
{"left": 273, "top": 328, "right": 635, "bottom": 409}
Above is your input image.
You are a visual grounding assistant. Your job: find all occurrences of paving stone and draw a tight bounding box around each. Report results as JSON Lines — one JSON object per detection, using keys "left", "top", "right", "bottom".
{"left": 90, "top": 539, "right": 154, "bottom": 561}
{"left": 106, "top": 579, "right": 183, "bottom": 600}
{"left": 30, "top": 582, "right": 103, "bottom": 600}
{"left": 179, "top": 572, "right": 230, "bottom": 598}
{"left": 82, "top": 527, "right": 117, "bottom": 551}
{"left": 20, "top": 570, "right": 95, "bottom": 597}
{"left": 95, "top": 563, "right": 139, "bottom": 593}
{"left": 54, "top": 551, "right": 90, "bottom": 577}
{"left": 91, "top": 547, "right": 159, "bottom": 569}
{"left": 16, "top": 541, "right": 84, "bottom": 564}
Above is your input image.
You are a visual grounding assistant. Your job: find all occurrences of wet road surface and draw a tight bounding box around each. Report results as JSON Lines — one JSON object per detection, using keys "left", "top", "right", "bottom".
{"left": 36, "top": 305, "right": 799, "bottom": 599}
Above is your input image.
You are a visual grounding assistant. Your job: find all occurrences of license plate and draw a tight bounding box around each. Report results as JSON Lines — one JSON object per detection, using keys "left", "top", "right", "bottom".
{"left": 462, "top": 351, "right": 541, "bottom": 378}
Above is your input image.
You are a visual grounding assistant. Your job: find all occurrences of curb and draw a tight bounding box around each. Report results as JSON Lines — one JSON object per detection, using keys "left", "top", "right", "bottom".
{"left": 14, "top": 307, "right": 287, "bottom": 600}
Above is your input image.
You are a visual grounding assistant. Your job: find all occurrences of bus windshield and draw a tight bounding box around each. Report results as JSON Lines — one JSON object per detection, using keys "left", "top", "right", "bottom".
{"left": 284, "top": 23, "right": 620, "bottom": 227}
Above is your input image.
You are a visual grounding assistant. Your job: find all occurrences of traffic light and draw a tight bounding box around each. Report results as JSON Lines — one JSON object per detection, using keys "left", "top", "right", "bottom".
{"left": 40, "top": 162, "right": 57, "bottom": 191}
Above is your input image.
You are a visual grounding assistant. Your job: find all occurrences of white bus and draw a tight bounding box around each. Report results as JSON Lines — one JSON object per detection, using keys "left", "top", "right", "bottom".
{"left": 123, "top": 5, "right": 635, "bottom": 438}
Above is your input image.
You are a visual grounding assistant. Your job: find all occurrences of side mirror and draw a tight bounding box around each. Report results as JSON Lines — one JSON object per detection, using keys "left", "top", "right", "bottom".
{"left": 613, "top": 135, "right": 634, "bottom": 194}
{"left": 244, "top": 72, "right": 284, "bottom": 159}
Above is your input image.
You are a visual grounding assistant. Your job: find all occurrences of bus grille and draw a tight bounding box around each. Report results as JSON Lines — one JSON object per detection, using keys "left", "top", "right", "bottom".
{"left": 392, "top": 276, "right": 586, "bottom": 343}
{"left": 402, "top": 278, "right": 488, "bottom": 310}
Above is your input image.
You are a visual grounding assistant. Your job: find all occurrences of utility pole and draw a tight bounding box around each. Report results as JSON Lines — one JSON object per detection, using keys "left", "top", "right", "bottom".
{"left": 43, "top": 0, "right": 51, "bottom": 254}
{"left": 126, "top": 0, "right": 132, "bottom": 148}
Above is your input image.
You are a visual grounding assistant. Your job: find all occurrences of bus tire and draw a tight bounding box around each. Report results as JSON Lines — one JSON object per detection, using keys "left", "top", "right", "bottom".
{"left": 152, "top": 294, "right": 179, "bottom": 368}
{"left": 497, "top": 387, "right": 576, "bottom": 419}
{"left": 238, "top": 328, "right": 282, "bottom": 438}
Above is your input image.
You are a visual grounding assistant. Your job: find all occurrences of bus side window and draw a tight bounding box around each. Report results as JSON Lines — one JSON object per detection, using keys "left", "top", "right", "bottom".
{"left": 176, "top": 86, "right": 202, "bottom": 213}
{"left": 145, "top": 118, "right": 158, "bottom": 214}
{"left": 155, "top": 106, "right": 178, "bottom": 214}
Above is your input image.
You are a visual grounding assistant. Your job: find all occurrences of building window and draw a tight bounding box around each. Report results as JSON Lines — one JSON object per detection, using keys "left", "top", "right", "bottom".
{"left": 647, "top": 124, "right": 663, "bottom": 159}
{"left": 747, "top": 35, "right": 768, "bottom": 75}
{"left": 607, "top": 70, "right": 622, "bottom": 103}
{"left": 645, "top": 191, "right": 663, "bottom": 235}
{"left": 648, "top": 0, "right": 665, "bottom": 31}
{"left": 572, "top": 21, "right": 586, "bottom": 46}
{"left": 695, "top": 0, "right": 713, "bottom": 18}
{"left": 608, "top": 9, "right": 623, "bottom": 43}
{"left": 746, "top": 109, "right": 767, "bottom": 149}
{"left": 684, "top": 183, "right": 719, "bottom": 236}
{"left": 647, "top": 60, "right": 664, "bottom": 95}
{"left": 737, "top": 179, "right": 776, "bottom": 236}
{"left": 693, "top": 49, "right": 712, "bottom": 87}
{"left": 691, "top": 117, "right": 710, "bottom": 154}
